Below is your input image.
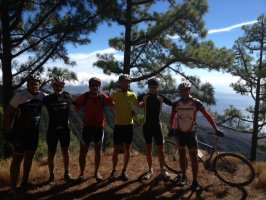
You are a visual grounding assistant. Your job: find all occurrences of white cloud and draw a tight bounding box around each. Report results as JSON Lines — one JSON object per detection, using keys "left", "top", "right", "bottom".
{"left": 208, "top": 20, "right": 257, "bottom": 34}
{"left": 62, "top": 48, "right": 123, "bottom": 73}
{"left": 69, "top": 71, "right": 117, "bottom": 86}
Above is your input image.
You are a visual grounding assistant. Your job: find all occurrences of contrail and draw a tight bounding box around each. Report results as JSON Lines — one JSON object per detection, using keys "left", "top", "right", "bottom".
{"left": 208, "top": 20, "right": 257, "bottom": 34}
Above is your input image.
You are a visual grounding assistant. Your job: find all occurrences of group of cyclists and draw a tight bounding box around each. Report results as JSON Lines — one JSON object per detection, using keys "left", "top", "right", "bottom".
{"left": 4, "top": 73, "right": 224, "bottom": 195}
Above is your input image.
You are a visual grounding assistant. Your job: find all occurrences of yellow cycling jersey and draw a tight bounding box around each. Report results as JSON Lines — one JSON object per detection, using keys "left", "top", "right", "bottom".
{"left": 111, "top": 90, "right": 139, "bottom": 125}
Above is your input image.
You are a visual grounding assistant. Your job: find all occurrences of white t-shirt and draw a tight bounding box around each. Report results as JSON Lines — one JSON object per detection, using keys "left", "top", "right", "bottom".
{"left": 10, "top": 89, "right": 46, "bottom": 109}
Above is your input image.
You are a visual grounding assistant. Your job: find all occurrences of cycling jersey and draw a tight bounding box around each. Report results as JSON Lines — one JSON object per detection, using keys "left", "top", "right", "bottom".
{"left": 111, "top": 90, "right": 139, "bottom": 125}
{"left": 43, "top": 92, "right": 71, "bottom": 129}
{"left": 74, "top": 92, "right": 113, "bottom": 127}
{"left": 138, "top": 93, "right": 172, "bottom": 125}
{"left": 10, "top": 89, "right": 46, "bottom": 134}
{"left": 9, "top": 89, "right": 45, "bottom": 152}
{"left": 171, "top": 96, "right": 205, "bottom": 132}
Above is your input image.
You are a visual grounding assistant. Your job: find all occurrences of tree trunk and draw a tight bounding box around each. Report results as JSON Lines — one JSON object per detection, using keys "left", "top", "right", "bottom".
{"left": 123, "top": 0, "right": 132, "bottom": 74}
{"left": 250, "top": 79, "right": 261, "bottom": 161}
{"left": 1, "top": 1, "right": 14, "bottom": 158}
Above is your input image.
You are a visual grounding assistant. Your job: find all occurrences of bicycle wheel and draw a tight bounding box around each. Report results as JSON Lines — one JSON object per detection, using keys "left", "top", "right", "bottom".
{"left": 164, "top": 140, "right": 180, "bottom": 173}
{"left": 213, "top": 152, "right": 255, "bottom": 187}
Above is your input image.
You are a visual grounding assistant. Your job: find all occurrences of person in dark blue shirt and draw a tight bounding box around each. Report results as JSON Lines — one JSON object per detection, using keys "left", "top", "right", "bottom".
{"left": 138, "top": 78, "right": 173, "bottom": 180}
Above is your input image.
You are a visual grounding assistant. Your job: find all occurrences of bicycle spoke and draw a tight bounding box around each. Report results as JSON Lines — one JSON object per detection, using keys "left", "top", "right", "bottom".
{"left": 213, "top": 153, "right": 255, "bottom": 186}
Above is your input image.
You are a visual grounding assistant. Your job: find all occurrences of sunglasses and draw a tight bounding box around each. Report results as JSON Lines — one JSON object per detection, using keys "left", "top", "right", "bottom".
{"left": 90, "top": 84, "right": 100, "bottom": 88}
{"left": 54, "top": 84, "right": 64, "bottom": 88}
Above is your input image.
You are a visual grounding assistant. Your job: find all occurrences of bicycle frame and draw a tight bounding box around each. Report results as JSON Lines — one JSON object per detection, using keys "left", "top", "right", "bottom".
{"left": 197, "top": 135, "right": 221, "bottom": 166}
{"left": 165, "top": 132, "right": 255, "bottom": 186}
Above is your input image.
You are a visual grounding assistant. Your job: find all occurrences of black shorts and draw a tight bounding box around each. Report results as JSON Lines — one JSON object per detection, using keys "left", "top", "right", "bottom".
{"left": 176, "top": 130, "right": 198, "bottom": 149}
{"left": 113, "top": 125, "right": 133, "bottom": 145}
{"left": 143, "top": 123, "right": 164, "bottom": 145}
{"left": 82, "top": 126, "right": 104, "bottom": 145}
{"left": 46, "top": 127, "right": 70, "bottom": 152}
{"left": 13, "top": 130, "right": 39, "bottom": 153}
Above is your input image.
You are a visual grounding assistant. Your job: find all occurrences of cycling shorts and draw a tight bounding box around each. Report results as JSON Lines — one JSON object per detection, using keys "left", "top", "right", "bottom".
{"left": 143, "top": 123, "right": 164, "bottom": 145}
{"left": 113, "top": 125, "right": 133, "bottom": 145}
{"left": 176, "top": 130, "right": 198, "bottom": 149}
{"left": 82, "top": 126, "right": 104, "bottom": 145}
{"left": 46, "top": 127, "right": 70, "bottom": 152}
{"left": 13, "top": 131, "right": 39, "bottom": 153}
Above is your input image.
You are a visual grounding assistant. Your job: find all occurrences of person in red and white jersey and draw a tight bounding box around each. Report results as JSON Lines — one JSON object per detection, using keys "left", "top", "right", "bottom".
{"left": 170, "top": 82, "right": 224, "bottom": 190}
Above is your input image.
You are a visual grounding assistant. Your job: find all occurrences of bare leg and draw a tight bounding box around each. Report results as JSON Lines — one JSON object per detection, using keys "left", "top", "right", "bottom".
{"left": 188, "top": 148, "right": 198, "bottom": 182}
{"left": 61, "top": 147, "right": 70, "bottom": 172}
{"left": 21, "top": 151, "right": 35, "bottom": 183}
{"left": 10, "top": 153, "right": 23, "bottom": 190}
{"left": 94, "top": 142, "right": 102, "bottom": 175}
{"left": 146, "top": 144, "right": 152, "bottom": 171}
{"left": 48, "top": 151, "right": 56, "bottom": 176}
{"left": 112, "top": 145, "right": 119, "bottom": 171}
{"left": 79, "top": 142, "right": 88, "bottom": 176}
{"left": 122, "top": 144, "right": 131, "bottom": 171}
{"left": 178, "top": 147, "right": 187, "bottom": 177}
{"left": 157, "top": 144, "right": 166, "bottom": 170}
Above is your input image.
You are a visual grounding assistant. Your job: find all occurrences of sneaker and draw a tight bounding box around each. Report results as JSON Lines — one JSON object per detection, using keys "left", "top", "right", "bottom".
{"left": 178, "top": 175, "right": 187, "bottom": 186}
{"left": 109, "top": 170, "right": 116, "bottom": 180}
{"left": 121, "top": 170, "right": 130, "bottom": 181}
{"left": 160, "top": 170, "right": 170, "bottom": 179}
{"left": 64, "top": 172, "right": 74, "bottom": 182}
{"left": 47, "top": 174, "right": 55, "bottom": 184}
{"left": 20, "top": 181, "right": 37, "bottom": 191}
{"left": 76, "top": 174, "right": 85, "bottom": 182}
{"left": 143, "top": 170, "right": 154, "bottom": 180}
{"left": 191, "top": 180, "right": 201, "bottom": 191}
{"left": 95, "top": 173, "right": 103, "bottom": 182}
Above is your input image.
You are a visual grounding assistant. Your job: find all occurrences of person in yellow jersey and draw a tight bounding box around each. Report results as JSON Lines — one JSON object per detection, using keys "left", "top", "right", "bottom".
{"left": 109, "top": 74, "right": 139, "bottom": 181}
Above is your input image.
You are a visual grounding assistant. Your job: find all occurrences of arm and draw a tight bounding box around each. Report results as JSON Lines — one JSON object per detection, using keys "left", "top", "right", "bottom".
{"left": 102, "top": 93, "right": 114, "bottom": 107}
{"left": 170, "top": 111, "right": 175, "bottom": 128}
{"left": 170, "top": 102, "right": 177, "bottom": 128}
{"left": 161, "top": 95, "right": 173, "bottom": 106}
{"left": 133, "top": 92, "right": 142, "bottom": 107}
{"left": 71, "top": 93, "right": 84, "bottom": 111}
{"left": 39, "top": 105, "right": 49, "bottom": 135}
{"left": 200, "top": 109, "right": 219, "bottom": 131}
{"left": 4, "top": 105, "right": 16, "bottom": 134}
{"left": 137, "top": 94, "right": 145, "bottom": 108}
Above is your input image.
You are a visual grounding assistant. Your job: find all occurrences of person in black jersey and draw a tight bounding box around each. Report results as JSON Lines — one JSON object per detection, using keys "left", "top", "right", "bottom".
{"left": 43, "top": 78, "right": 74, "bottom": 184}
{"left": 4, "top": 75, "right": 46, "bottom": 194}
{"left": 138, "top": 78, "right": 173, "bottom": 180}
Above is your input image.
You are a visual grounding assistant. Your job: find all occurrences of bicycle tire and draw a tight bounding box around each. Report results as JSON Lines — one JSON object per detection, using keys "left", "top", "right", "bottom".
{"left": 164, "top": 140, "right": 180, "bottom": 173}
{"left": 213, "top": 152, "right": 255, "bottom": 187}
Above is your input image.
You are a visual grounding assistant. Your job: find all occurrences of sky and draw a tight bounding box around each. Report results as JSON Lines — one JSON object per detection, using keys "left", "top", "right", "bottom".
{"left": 1, "top": 0, "right": 265, "bottom": 96}
{"left": 56, "top": 0, "right": 266, "bottom": 95}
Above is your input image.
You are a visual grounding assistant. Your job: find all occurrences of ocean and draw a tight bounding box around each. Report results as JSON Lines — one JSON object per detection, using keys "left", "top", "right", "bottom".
{"left": 210, "top": 92, "right": 253, "bottom": 115}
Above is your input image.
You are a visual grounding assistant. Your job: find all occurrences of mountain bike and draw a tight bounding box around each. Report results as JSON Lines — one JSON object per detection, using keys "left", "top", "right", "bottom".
{"left": 164, "top": 132, "right": 255, "bottom": 187}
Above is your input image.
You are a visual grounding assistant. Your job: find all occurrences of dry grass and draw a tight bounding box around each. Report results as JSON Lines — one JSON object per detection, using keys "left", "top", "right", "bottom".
{"left": 0, "top": 151, "right": 265, "bottom": 200}
{"left": 253, "top": 161, "right": 266, "bottom": 189}
{"left": 0, "top": 157, "right": 48, "bottom": 190}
